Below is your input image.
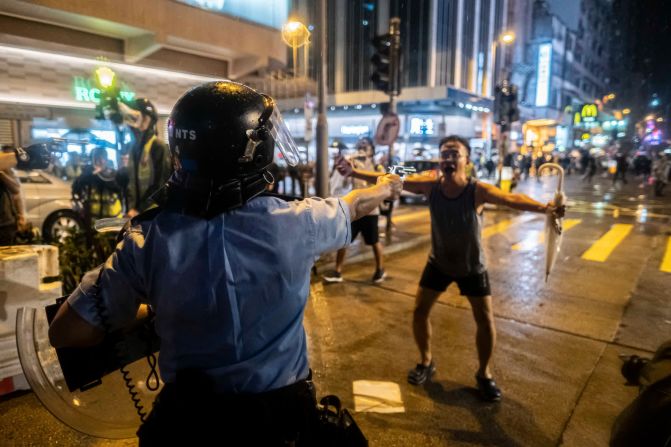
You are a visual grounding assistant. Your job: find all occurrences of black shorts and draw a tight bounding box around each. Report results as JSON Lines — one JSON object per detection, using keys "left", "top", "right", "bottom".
{"left": 351, "top": 215, "right": 379, "bottom": 245}
{"left": 419, "top": 262, "right": 491, "bottom": 296}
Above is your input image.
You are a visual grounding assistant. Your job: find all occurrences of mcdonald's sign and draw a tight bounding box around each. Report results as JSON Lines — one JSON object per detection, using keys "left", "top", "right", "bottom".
{"left": 581, "top": 104, "right": 598, "bottom": 120}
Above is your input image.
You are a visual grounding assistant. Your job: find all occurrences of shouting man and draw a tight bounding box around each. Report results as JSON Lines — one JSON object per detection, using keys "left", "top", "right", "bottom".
{"left": 338, "top": 135, "right": 564, "bottom": 401}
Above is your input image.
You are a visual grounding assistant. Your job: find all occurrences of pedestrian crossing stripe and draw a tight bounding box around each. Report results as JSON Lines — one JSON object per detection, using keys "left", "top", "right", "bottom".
{"left": 581, "top": 224, "right": 633, "bottom": 262}
{"left": 661, "top": 237, "right": 671, "bottom": 273}
{"left": 511, "top": 219, "right": 583, "bottom": 251}
{"left": 482, "top": 214, "right": 538, "bottom": 239}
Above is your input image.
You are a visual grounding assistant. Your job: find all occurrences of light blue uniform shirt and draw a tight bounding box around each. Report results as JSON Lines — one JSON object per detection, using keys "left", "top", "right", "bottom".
{"left": 67, "top": 196, "right": 351, "bottom": 393}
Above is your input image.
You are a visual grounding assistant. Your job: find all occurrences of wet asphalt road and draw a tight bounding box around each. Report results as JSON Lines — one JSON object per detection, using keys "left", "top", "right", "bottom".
{"left": 1, "top": 172, "right": 669, "bottom": 446}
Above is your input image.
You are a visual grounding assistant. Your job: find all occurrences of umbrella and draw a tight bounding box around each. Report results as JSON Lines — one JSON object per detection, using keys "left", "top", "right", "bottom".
{"left": 538, "top": 162, "right": 565, "bottom": 282}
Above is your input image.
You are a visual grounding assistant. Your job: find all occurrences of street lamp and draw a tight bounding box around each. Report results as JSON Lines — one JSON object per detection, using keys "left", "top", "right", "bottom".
{"left": 94, "top": 66, "right": 116, "bottom": 90}
{"left": 500, "top": 31, "right": 516, "bottom": 45}
{"left": 488, "top": 30, "right": 517, "bottom": 177}
{"left": 282, "top": 20, "right": 311, "bottom": 78}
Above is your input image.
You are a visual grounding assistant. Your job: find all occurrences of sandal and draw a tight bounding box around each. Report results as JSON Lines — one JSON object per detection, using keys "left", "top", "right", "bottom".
{"left": 407, "top": 362, "right": 436, "bottom": 385}
{"left": 475, "top": 375, "right": 502, "bottom": 402}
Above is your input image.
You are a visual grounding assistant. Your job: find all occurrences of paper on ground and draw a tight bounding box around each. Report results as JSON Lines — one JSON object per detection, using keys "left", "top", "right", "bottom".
{"left": 353, "top": 380, "right": 405, "bottom": 413}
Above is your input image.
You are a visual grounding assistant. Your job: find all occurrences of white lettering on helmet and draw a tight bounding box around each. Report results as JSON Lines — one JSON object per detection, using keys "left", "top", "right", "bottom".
{"left": 170, "top": 128, "right": 197, "bottom": 141}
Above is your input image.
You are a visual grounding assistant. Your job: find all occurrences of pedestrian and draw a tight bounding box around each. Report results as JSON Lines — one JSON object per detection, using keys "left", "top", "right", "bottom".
{"left": 63, "top": 151, "right": 83, "bottom": 181}
{"left": 48, "top": 81, "right": 402, "bottom": 445}
{"left": 485, "top": 158, "right": 496, "bottom": 179}
{"left": 323, "top": 137, "right": 387, "bottom": 284}
{"left": 119, "top": 98, "right": 172, "bottom": 218}
{"left": 0, "top": 151, "right": 27, "bottom": 246}
{"left": 338, "top": 134, "right": 564, "bottom": 402}
{"left": 582, "top": 153, "right": 597, "bottom": 183}
{"left": 653, "top": 153, "right": 670, "bottom": 196}
{"left": 613, "top": 152, "right": 629, "bottom": 185}
{"left": 72, "top": 147, "right": 124, "bottom": 225}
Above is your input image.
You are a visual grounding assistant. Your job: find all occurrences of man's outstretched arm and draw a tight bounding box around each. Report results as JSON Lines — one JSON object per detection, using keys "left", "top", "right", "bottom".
{"left": 476, "top": 182, "right": 565, "bottom": 217}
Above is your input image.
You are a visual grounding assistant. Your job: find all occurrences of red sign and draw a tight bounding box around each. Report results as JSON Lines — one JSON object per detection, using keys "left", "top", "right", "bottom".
{"left": 374, "top": 113, "right": 400, "bottom": 146}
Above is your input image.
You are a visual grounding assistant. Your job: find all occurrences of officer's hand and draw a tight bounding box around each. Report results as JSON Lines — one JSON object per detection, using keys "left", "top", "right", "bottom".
{"left": 377, "top": 174, "right": 402, "bottom": 200}
{"left": 335, "top": 156, "right": 353, "bottom": 177}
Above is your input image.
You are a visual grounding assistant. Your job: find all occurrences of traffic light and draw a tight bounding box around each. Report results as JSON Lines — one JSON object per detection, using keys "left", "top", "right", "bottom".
{"left": 370, "top": 31, "right": 401, "bottom": 95}
{"left": 370, "top": 34, "right": 392, "bottom": 92}
{"left": 494, "top": 81, "right": 519, "bottom": 126}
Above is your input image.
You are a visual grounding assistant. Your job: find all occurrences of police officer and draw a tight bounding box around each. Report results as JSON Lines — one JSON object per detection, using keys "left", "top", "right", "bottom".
{"left": 121, "top": 98, "right": 172, "bottom": 218}
{"left": 48, "top": 81, "right": 402, "bottom": 445}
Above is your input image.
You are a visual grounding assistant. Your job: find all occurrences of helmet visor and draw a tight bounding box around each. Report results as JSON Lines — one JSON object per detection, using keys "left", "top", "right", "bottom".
{"left": 269, "top": 107, "right": 301, "bottom": 166}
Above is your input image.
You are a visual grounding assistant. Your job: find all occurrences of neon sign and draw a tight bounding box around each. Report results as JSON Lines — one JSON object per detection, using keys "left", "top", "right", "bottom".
{"left": 581, "top": 103, "right": 598, "bottom": 122}
{"left": 72, "top": 76, "right": 135, "bottom": 104}
{"left": 535, "top": 43, "right": 552, "bottom": 107}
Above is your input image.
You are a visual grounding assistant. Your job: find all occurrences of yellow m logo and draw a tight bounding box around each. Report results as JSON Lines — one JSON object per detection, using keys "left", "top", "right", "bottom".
{"left": 581, "top": 104, "right": 598, "bottom": 118}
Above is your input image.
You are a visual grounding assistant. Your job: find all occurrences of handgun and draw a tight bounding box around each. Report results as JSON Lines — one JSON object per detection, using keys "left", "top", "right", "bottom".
{"left": 388, "top": 165, "right": 417, "bottom": 180}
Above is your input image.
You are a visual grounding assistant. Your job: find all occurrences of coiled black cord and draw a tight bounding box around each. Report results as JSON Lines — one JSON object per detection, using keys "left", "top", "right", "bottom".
{"left": 90, "top": 264, "right": 156, "bottom": 422}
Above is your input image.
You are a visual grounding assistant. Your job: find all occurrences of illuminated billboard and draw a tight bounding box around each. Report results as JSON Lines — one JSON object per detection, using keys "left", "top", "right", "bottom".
{"left": 535, "top": 43, "right": 552, "bottom": 107}
{"left": 177, "top": 0, "right": 289, "bottom": 29}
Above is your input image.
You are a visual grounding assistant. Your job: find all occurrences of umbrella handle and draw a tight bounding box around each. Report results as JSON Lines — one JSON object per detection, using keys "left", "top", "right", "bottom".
{"left": 538, "top": 162, "right": 565, "bottom": 193}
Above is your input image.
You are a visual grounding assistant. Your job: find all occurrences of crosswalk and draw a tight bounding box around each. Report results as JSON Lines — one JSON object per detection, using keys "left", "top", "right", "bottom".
{"left": 392, "top": 208, "right": 670, "bottom": 272}
{"left": 511, "top": 219, "right": 582, "bottom": 251}
{"left": 480, "top": 218, "right": 669, "bottom": 272}
{"left": 581, "top": 224, "right": 633, "bottom": 262}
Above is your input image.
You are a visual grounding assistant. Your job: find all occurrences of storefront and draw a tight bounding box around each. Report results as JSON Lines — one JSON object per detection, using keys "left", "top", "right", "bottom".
{"left": 0, "top": 44, "right": 219, "bottom": 155}
{"left": 282, "top": 106, "right": 487, "bottom": 163}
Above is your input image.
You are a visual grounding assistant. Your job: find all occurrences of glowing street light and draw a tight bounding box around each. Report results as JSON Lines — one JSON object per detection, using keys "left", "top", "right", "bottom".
{"left": 282, "top": 20, "right": 311, "bottom": 78}
{"left": 622, "top": 108, "right": 631, "bottom": 115}
{"left": 94, "top": 66, "right": 116, "bottom": 90}
{"left": 500, "top": 31, "right": 515, "bottom": 45}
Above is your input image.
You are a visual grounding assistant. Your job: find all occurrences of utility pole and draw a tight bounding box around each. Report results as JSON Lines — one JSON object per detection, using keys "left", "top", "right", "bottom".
{"left": 315, "top": 0, "right": 329, "bottom": 197}
{"left": 387, "top": 17, "right": 401, "bottom": 167}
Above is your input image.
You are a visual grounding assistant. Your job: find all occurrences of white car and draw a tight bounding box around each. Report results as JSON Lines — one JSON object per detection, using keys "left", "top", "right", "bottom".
{"left": 15, "top": 170, "right": 82, "bottom": 243}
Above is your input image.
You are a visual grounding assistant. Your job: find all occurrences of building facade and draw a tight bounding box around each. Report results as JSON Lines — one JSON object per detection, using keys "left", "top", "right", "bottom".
{"left": 0, "top": 0, "right": 289, "bottom": 150}
{"left": 279, "top": 0, "right": 509, "bottom": 160}
{"left": 507, "top": 0, "right": 620, "bottom": 152}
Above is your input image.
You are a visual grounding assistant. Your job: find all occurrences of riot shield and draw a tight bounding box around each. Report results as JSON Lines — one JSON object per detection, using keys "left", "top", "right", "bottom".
{"left": 16, "top": 305, "right": 162, "bottom": 439}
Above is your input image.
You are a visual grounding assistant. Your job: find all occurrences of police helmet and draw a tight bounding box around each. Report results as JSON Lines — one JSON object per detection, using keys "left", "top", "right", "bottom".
{"left": 131, "top": 98, "right": 158, "bottom": 124}
{"left": 166, "top": 81, "right": 300, "bottom": 214}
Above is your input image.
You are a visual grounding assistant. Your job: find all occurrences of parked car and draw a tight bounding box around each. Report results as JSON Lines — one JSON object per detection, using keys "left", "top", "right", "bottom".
{"left": 399, "top": 159, "right": 440, "bottom": 204}
{"left": 15, "top": 170, "right": 82, "bottom": 243}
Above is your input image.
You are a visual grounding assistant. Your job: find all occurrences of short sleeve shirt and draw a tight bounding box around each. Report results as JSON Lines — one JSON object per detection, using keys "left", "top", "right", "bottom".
{"left": 67, "top": 196, "right": 351, "bottom": 393}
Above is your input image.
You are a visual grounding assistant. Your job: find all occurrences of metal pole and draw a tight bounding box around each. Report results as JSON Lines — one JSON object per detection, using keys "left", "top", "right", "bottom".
{"left": 386, "top": 17, "right": 401, "bottom": 233}
{"left": 315, "top": 0, "right": 329, "bottom": 198}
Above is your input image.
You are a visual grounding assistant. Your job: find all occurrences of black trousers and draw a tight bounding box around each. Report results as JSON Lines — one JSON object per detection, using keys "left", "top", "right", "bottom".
{"left": 137, "top": 370, "right": 319, "bottom": 446}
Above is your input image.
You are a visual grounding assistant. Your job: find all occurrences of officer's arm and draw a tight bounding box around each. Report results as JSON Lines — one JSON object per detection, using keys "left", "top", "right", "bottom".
{"left": 341, "top": 174, "right": 402, "bottom": 220}
{"left": 337, "top": 156, "right": 435, "bottom": 196}
{"left": 49, "top": 302, "right": 105, "bottom": 348}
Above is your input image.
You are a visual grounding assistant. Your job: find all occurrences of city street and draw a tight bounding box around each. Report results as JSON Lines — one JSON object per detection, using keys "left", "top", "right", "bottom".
{"left": 1, "top": 172, "right": 669, "bottom": 446}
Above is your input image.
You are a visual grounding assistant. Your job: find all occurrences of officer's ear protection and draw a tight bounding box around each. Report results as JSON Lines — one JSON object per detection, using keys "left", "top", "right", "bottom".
{"left": 239, "top": 95, "right": 275, "bottom": 165}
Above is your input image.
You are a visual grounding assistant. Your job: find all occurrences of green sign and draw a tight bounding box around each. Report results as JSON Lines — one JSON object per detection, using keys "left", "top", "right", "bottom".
{"left": 72, "top": 76, "right": 135, "bottom": 104}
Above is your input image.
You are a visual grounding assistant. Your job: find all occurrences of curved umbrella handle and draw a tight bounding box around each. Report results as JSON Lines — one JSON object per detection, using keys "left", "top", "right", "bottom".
{"left": 538, "top": 162, "right": 565, "bottom": 193}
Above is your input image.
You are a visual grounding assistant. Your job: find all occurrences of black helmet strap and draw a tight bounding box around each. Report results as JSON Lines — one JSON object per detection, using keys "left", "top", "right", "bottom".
{"left": 165, "top": 168, "right": 272, "bottom": 218}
